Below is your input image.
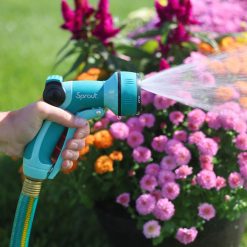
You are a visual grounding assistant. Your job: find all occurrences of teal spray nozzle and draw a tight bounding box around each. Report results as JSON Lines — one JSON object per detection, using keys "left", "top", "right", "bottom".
{"left": 10, "top": 71, "right": 141, "bottom": 247}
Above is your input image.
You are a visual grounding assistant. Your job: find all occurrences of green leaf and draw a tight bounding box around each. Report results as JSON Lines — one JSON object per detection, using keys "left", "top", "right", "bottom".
{"left": 141, "top": 40, "right": 159, "bottom": 54}
{"left": 55, "top": 38, "right": 71, "bottom": 57}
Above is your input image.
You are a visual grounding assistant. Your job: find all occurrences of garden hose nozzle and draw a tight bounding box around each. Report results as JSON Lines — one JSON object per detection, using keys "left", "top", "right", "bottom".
{"left": 10, "top": 71, "right": 141, "bottom": 247}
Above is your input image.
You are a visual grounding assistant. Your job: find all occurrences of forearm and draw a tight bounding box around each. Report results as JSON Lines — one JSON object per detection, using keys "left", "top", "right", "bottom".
{"left": 0, "top": 111, "right": 13, "bottom": 154}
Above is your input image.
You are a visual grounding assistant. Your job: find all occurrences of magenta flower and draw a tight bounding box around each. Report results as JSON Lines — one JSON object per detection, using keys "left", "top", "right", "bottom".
{"left": 145, "top": 163, "right": 160, "bottom": 177}
{"left": 92, "top": 0, "right": 120, "bottom": 43}
{"left": 151, "top": 135, "right": 168, "bottom": 152}
{"left": 126, "top": 117, "right": 143, "bottom": 132}
{"left": 216, "top": 176, "right": 226, "bottom": 191}
{"left": 173, "top": 130, "right": 187, "bottom": 142}
{"left": 140, "top": 175, "right": 158, "bottom": 192}
{"left": 141, "top": 90, "right": 155, "bottom": 106}
{"left": 143, "top": 220, "right": 161, "bottom": 239}
{"left": 153, "top": 198, "right": 175, "bottom": 221}
{"left": 187, "top": 108, "right": 206, "bottom": 131}
{"left": 161, "top": 182, "right": 180, "bottom": 200}
{"left": 151, "top": 190, "right": 163, "bottom": 201}
{"left": 160, "top": 156, "right": 177, "bottom": 171}
{"left": 116, "top": 193, "right": 130, "bottom": 207}
{"left": 235, "top": 133, "right": 247, "bottom": 151}
{"left": 165, "top": 139, "right": 184, "bottom": 155}
{"left": 169, "top": 111, "right": 185, "bottom": 125}
{"left": 105, "top": 109, "right": 120, "bottom": 122}
{"left": 238, "top": 152, "right": 247, "bottom": 167}
{"left": 188, "top": 131, "right": 205, "bottom": 145}
{"left": 127, "top": 131, "right": 144, "bottom": 148}
{"left": 228, "top": 172, "right": 244, "bottom": 189}
{"left": 196, "top": 170, "right": 216, "bottom": 190}
{"left": 173, "top": 147, "right": 191, "bottom": 166}
{"left": 158, "top": 170, "right": 176, "bottom": 185}
{"left": 168, "top": 23, "right": 190, "bottom": 44}
{"left": 132, "top": 146, "right": 152, "bottom": 163}
{"left": 240, "top": 165, "right": 247, "bottom": 180}
{"left": 139, "top": 113, "right": 155, "bottom": 128}
{"left": 197, "top": 138, "right": 218, "bottom": 156}
{"left": 198, "top": 203, "right": 216, "bottom": 221}
{"left": 199, "top": 155, "right": 213, "bottom": 171}
{"left": 206, "top": 112, "right": 221, "bottom": 130}
{"left": 176, "top": 227, "right": 198, "bottom": 245}
{"left": 153, "top": 95, "right": 176, "bottom": 110}
{"left": 110, "top": 122, "right": 129, "bottom": 140}
{"left": 93, "top": 118, "right": 109, "bottom": 130}
{"left": 175, "top": 165, "right": 193, "bottom": 180}
{"left": 61, "top": 0, "right": 94, "bottom": 39}
{"left": 136, "top": 194, "right": 156, "bottom": 215}
{"left": 159, "top": 58, "right": 170, "bottom": 71}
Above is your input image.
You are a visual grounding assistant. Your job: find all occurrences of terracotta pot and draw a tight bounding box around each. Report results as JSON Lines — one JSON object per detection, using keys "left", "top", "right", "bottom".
{"left": 96, "top": 205, "right": 246, "bottom": 247}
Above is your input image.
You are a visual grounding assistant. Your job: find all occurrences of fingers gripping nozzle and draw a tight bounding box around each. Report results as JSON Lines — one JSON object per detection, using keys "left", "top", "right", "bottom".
{"left": 43, "top": 75, "right": 66, "bottom": 106}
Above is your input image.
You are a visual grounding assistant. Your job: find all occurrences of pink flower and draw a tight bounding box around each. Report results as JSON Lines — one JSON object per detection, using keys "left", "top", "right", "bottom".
{"left": 160, "top": 156, "right": 177, "bottom": 171}
{"left": 159, "top": 58, "right": 170, "bottom": 71}
{"left": 92, "top": 0, "right": 120, "bottom": 43}
{"left": 141, "top": 90, "right": 154, "bottom": 106}
{"left": 151, "top": 190, "right": 162, "bottom": 201}
{"left": 228, "top": 172, "right": 244, "bottom": 189}
{"left": 153, "top": 198, "right": 175, "bottom": 221}
{"left": 173, "top": 147, "right": 191, "bottom": 166}
{"left": 136, "top": 194, "right": 156, "bottom": 215}
{"left": 238, "top": 152, "right": 247, "bottom": 167}
{"left": 140, "top": 175, "right": 158, "bottom": 192}
{"left": 165, "top": 139, "right": 184, "bottom": 155}
{"left": 126, "top": 117, "right": 143, "bottom": 132}
{"left": 197, "top": 138, "right": 218, "bottom": 156}
{"left": 169, "top": 111, "right": 184, "bottom": 125}
{"left": 145, "top": 163, "right": 160, "bottom": 177}
{"left": 127, "top": 131, "right": 144, "bottom": 148}
{"left": 161, "top": 182, "right": 180, "bottom": 200}
{"left": 153, "top": 95, "right": 176, "bottom": 110}
{"left": 206, "top": 112, "right": 221, "bottom": 130}
{"left": 116, "top": 193, "right": 130, "bottom": 207}
{"left": 216, "top": 176, "right": 226, "bottom": 191}
{"left": 158, "top": 170, "right": 176, "bottom": 185}
{"left": 199, "top": 155, "right": 213, "bottom": 171}
{"left": 198, "top": 203, "right": 216, "bottom": 221}
{"left": 175, "top": 165, "right": 193, "bottom": 179}
{"left": 176, "top": 227, "right": 198, "bottom": 245}
{"left": 240, "top": 165, "right": 247, "bottom": 179}
{"left": 93, "top": 118, "right": 109, "bottom": 130}
{"left": 173, "top": 130, "right": 187, "bottom": 142}
{"left": 235, "top": 133, "right": 247, "bottom": 151}
{"left": 110, "top": 122, "right": 129, "bottom": 140}
{"left": 151, "top": 135, "right": 168, "bottom": 152}
{"left": 187, "top": 109, "right": 206, "bottom": 131}
{"left": 188, "top": 131, "right": 205, "bottom": 145}
{"left": 139, "top": 113, "right": 155, "bottom": 128}
{"left": 105, "top": 110, "right": 120, "bottom": 122}
{"left": 196, "top": 170, "right": 216, "bottom": 190}
{"left": 132, "top": 146, "right": 152, "bottom": 163}
{"left": 199, "top": 72, "right": 215, "bottom": 86}
{"left": 143, "top": 220, "right": 161, "bottom": 239}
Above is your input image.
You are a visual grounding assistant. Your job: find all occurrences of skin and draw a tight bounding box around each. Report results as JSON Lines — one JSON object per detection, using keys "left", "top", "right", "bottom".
{"left": 0, "top": 101, "right": 90, "bottom": 171}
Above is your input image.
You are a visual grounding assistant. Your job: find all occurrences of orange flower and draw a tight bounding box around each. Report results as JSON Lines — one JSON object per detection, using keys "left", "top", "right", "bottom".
{"left": 198, "top": 42, "right": 214, "bottom": 54}
{"left": 215, "top": 87, "right": 234, "bottom": 101}
{"left": 85, "top": 134, "right": 95, "bottom": 145}
{"left": 223, "top": 56, "right": 241, "bottom": 74}
{"left": 208, "top": 60, "right": 225, "bottom": 74}
{"left": 239, "top": 97, "right": 247, "bottom": 109}
{"left": 62, "top": 160, "right": 78, "bottom": 174}
{"left": 94, "top": 130, "right": 113, "bottom": 149}
{"left": 109, "top": 151, "right": 123, "bottom": 161}
{"left": 220, "top": 37, "right": 236, "bottom": 51}
{"left": 235, "top": 81, "right": 247, "bottom": 95}
{"left": 79, "top": 145, "right": 90, "bottom": 157}
{"left": 76, "top": 68, "right": 109, "bottom": 81}
{"left": 94, "top": 155, "right": 114, "bottom": 174}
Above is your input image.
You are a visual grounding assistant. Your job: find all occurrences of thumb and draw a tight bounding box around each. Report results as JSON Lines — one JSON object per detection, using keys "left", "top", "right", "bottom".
{"left": 36, "top": 101, "right": 88, "bottom": 128}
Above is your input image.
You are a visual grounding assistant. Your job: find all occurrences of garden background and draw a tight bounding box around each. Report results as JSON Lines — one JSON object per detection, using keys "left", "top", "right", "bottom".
{"left": 1, "top": 0, "right": 247, "bottom": 246}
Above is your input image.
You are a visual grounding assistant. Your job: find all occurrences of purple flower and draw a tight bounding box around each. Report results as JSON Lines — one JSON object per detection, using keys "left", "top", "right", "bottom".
{"left": 145, "top": 163, "right": 160, "bottom": 177}
{"left": 140, "top": 175, "right": 158, "bottom": 192}
{"left": 160, "top": 156, "right": 177, "bottom": 171}
{"left": 153, "top": 95, "right": 176, "bottom": 110}
{"left": 141, "top": 90, "right": 155, "bottom": 106}
{"left": 216, "top": 176, "right": 226, "bottom": 191}
{"left": 143, "top": 220, "right": 161, "bottom": 239}
{"left": 110, "top": 122, "right": 129, "bottom": 140}
{"left": 173, "top": 147, "right": 191, "bottom": 166}
{"left": 165, "top": 139, "right": 184, "bottom": 155}
{"left": 153, "top": 198, "right": 175, "bottom": 221}
{"left": 158, "top": 170, "right": 176, "bottom": 185}
{"left": 187, "top": 109, "right": 206, "bottom": 131}
{"left": 169, "top": 111, "right": 185, "bottom": 125}
{"left": 159, "top": 58, "right": 170, "bottom": 71}
{"left": 238, "top": 152, "right": 247, "bottom": 167}
{"left": 116, "top": 193, "right": 130, "bottom": 207}
{"left": 151, "top": 135, "right": 168, "bottom": 152}
{"left": 196, "top": 170, "right": 216, "bottom": 190}
{"left": 235, "top": 133, "right": 247, "bottom": 151}
{"left": 176, "top": 227, "right": 198, "bottom": 245}
{"left": 188, "top": 131, "right": 205, "bottom": 145}
{"left": 168, "top": 23, "right": 190, "bottom": 44}
{"left": 136, "top": 194, "right": 156, "bottom": 215}
{"left": 228, "top": 172, "right": 244, "bottom": 189}
{"left": 161, "top": 182, "right": 180, "bottom": 200}
{"left": 126, "top": 117, "right": 143, "bottom": 132}
{"left": 132, "top": 146, "right": 152, "bottom": 163}
{"left": 139, "top": 114, "right": 155, "bottom": 128}
{"left": 173, "top": 130, "right": 187, "bottom": 142}
{"left": 92, "top": 0, "right": 120, "bottom": 43}
{"left": 175, "top": 165, "right": 193, "bottom": 179}
{"left": 197, "top": 138, "right": 218, "bottom": 156}
{"left": 127, "top": 131, "right": 144, "bottom": 148}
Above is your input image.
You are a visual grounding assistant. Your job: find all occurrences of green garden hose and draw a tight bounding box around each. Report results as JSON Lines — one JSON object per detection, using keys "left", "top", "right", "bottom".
{"left": 10, "top": 178, "right": 42, "bottom": 247}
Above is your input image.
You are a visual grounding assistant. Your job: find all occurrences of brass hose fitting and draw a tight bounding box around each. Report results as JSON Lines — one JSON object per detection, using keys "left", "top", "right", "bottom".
{"left": 21, "top": 177, "right": 42, "bottom": 198}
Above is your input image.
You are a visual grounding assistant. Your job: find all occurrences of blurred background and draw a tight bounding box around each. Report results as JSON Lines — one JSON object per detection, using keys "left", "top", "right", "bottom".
{"left": 0, "top": 0, "right": 247, "bottom": 247}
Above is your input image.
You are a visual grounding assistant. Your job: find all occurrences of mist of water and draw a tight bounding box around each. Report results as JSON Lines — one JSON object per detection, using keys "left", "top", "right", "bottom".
{"left": 140, "top": 47, "right": 247, "bottom": 112}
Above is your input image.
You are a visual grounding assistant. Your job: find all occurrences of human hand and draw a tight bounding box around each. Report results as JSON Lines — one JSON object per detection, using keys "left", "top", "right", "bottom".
{"left": 0, "top": 101, "right": 90, "bottom": 171}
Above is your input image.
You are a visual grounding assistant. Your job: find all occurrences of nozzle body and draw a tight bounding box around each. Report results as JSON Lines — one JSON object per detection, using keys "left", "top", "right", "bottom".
{"left": 23, "top": 71, "right": 141, "bottom": 180}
